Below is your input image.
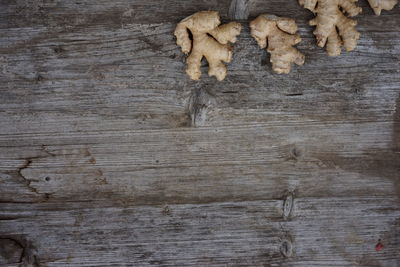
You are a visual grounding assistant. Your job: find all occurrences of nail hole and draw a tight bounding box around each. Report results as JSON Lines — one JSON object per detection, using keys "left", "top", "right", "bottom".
{"left": 53, "top": 46, "right": 64, "bottom": 53}
{"left": 162, "top": 205, "right": 171, "bottom": 216}
{"left": 45, "top": 177, "right": 51, "bottom": 181}
{"left": 36, "top": 75, "right": 44, "bottom": 82}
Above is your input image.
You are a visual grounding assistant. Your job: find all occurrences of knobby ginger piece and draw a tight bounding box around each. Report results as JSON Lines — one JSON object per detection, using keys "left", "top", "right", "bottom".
{"left": 174, "top": 11, "right": 242, "bottom": 81}
{"left": 250, "top": 14, "right": 305, "bottom": 74}
{"left": 299, "top": 0, "right": 362, "bottom": 56}
{"left": 368, "top": 0, "right": 398, "bottom": 15}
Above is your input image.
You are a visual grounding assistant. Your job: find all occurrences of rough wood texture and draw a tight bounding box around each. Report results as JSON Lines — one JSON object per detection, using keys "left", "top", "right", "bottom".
{"left": 229, "top": 0, "right": 253, "bottom": 20}
{"left": 0, "top": 0, "right": 399, "bottom": 266}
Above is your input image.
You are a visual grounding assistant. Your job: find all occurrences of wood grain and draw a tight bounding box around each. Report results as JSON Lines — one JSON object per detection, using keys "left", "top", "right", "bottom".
{"left": 0, "top": 197, "right": 399, "bottom": 266}
{"left": 0, "top": 0, "right": 399, "bottom": 266}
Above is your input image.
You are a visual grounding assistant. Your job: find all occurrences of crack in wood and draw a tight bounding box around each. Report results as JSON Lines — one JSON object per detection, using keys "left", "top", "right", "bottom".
{"left": 41, "top": 144, "right": 57, "bottom": 157}
{"left": 13, "top": 145, "right": 57, "bottom": 201}
{"left": 285, "top": 93, "right": 304, "bottom": 97}
{"left": 17, "top": 158, "right": 52, "bottom": 202}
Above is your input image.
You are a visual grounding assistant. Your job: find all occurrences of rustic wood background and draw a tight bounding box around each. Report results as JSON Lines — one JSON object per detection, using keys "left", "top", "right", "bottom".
{"left": 1, "top": 0, "right": 399, "bottom": 266}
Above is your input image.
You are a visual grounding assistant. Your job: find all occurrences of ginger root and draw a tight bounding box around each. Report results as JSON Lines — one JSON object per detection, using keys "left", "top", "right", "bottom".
{"left": 368, "top": 0, "right": 398, "bottom": 15}
{"left": 299, "top": 0, "right": 362, "bottom": 56}
{"left": 174, "top": 11, "right": 242, "bottom": 81}
{"left": 250, "top": 15, "right": 305, "bottom": 74}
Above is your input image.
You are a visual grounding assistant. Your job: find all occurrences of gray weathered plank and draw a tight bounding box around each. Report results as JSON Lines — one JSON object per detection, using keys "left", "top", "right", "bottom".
{"left": 0, "top": 121, "right": 399, "bottom": 204}
{"left": 0, "top": 196, "right": 399, "bottom": 266}
{"left": 0, "top": 1, "right": 399, "bottom": 134}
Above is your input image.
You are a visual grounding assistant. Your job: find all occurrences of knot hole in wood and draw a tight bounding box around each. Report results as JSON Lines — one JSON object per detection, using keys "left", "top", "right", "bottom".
{"left": 280, "top": 239, "right": 293, "bottom": 258}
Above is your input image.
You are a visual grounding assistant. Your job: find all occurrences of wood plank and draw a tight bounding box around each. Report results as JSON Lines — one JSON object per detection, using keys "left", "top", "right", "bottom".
{"left": 0, "top": 196, "right": 399, "bottom": 266}
{"left": 0, "top": 121, "right": 398, "bottom": 203}
{"left": 0, "top": 1, "right": 399, "bottom": 134}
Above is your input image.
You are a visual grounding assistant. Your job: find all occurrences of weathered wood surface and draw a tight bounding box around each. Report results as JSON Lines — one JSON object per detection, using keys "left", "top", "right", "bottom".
{"left": 0, "top": 0, "right": 399, "bottom": 266}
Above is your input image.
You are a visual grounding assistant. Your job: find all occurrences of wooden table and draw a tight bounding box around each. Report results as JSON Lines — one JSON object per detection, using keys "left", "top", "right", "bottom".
{"left": 1, "top": 0, "right": 399, "bottom": 266}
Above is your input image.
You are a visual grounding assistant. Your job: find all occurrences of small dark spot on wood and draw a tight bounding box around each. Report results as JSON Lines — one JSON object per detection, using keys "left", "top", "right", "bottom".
{"left": 375, "top": 239, "right": 384, "bottom": 251}
{"left": 139, "top": 252, "right": 153, "bottom": 259}
{"left": 44, "top": 176, "right": 51, "bottom": 182}
{"left": 36, "top": 75, "right": 44, "bottom": 82}
{"left": 162, "top": 205, "right": 171, "bottom": 216}
{"left": 280, "top": 240, "right": 293, "bottom": 258}
{"left": 222, "top": 91, "right": 238, "bottom": 94}
{"left": 89, "top": 157, "right": 96, "bottom": 164}
{"left": 141, "top": 113, "right": 153, "bottom": 121}
{"left": 53, "top": 45, "right": 64, "bottom": 54}
{"left": 93, "top": 72, "right": 105, "bottom": 80}
{"left": 155, "top": 160, "right": 159, "bottom": 164}
{"left": 352, "top": 87, "right": 362, "bottom": 94}
{"left": 97, "top": 177, "right": 108, "bottom": 185}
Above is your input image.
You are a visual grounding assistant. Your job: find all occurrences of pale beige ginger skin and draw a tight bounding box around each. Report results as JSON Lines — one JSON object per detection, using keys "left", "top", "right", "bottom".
{"left": 368, "top": 0, "right": 398, "bottom": 15}
{"left": 174, "top": 11, "right": 242, "bottom": 81}
{"left": 250, "top": 15, "right": 305, "bottom": 74}
{"left": 299, "top": 0, "right": 362, "bottom": 56}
